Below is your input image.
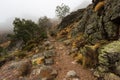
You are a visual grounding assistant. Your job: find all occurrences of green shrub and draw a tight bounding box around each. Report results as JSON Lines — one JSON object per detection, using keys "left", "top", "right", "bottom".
{"left": 40, "top": 32, "right": 47, "bottom": 39}
{"left": 0, "top": 47, "right": 3, "bottom": 53}
{"left": 23, "top": 43, "right": 37, "bottom": 51}
{"left": 0, "top": 47, "right": 7, "bottom": 57}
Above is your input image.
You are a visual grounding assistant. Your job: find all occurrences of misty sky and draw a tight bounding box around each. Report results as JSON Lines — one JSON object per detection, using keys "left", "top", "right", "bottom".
{"left": 0, "top": 0, "right": 91, "bottom": 32}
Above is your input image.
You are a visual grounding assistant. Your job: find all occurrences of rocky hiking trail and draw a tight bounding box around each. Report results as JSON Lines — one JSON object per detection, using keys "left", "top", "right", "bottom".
{"left": 52, "top": 41, "right": 96, "bottom": 80}
{"left": 47, "top": 34, "right": 97, "bottom": 80}
{"left": 0, "top": 35, "right": 97, "bottom": 80}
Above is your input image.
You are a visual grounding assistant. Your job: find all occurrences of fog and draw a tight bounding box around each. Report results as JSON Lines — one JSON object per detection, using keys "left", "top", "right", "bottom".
{"left": 0, "top": 0, "right": 91, "bottom": 33}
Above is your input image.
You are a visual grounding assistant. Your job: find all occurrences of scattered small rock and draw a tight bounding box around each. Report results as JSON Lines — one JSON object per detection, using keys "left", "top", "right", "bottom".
{"left": 31, "top": 69, "right": 41, "bottom": 75}
{"left": 45, "top": 58, "right": 54, "bottom": 65}
{"left": 66, "top": 70, "right": 77, "bottom": 78}
{"left": 48, "top": 45, "right": 54, "bottom": 50}
{"left": 65, "top": 70, "right": 80, "bottom": 80}
{"left": 30, "top": 65, "right": 58, "bottom": 80}
{"left": 32, "top": 53, "right": 43, "bottom": 59}
{"left": 39, "top": 65, "right": 58, "bottom": 80}
{"left": 16, "top": 59, "right": 32, "bottom": 76}
{"left": 72, "top": 78, "right": 80, "bottom": 80}
{"left": 44, "top": 50, "right": 56, "bottom": 58}
{"left": 44, "top": 41, "right": 51, "bottom": 46}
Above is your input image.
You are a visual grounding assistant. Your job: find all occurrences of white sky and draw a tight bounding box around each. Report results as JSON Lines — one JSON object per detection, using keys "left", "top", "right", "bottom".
{"left": 0, "top": 0, "right": 91, "bottom": 32}
{"left": 0, "top": 0, "right": 91, "bottom": 22}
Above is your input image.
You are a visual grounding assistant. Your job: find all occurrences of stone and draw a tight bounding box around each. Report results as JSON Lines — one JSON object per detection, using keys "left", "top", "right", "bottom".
{"left": 18, "top": 60, "right": 31, "bottom": 76}
{"left": 45, "top": 58, "right": 54, "bottom": 65}
{"left": 115, "top": 61, "right": 120, "bottom": 76}
{"left": 93, "top": 71, "right": 101, "bottom": 77}
{"left": 31, "top": 69, "right": 41, "bottom": 75}
{"left": 93, "top": 69, "right": 106, "bottom": 78}
{"left": 72, "top": 78, "right": 80, "bottom": 80}
{"left": 51, "top": 69, "right": 58, "bottom": 76}
{"left": 9, "top": 59, "right": 32, "bottom": 76}
{"left": 32, "top": 53, "right": 43, "bottom": 59}
{"left": 48, "top": 45, "right": 54, "bottom": 50}
{"left": 98, "top": 66, "right": 109, "bottom": 73}
{"left": 104, "top": 22, "right": 118, "bottom": 39}
{"left": 98, "top": 41, "right": 120, "bottom": 75}
{"left": 66, "top": 70, "right": 77, "bottom": 78}
{"left": 31, "top": 65, "right": 57, "bottom": 80}
{"left": 44, "top": 41, "right": 51, "bottom": 46}
{"left": 39, "top": 65, "right": 57, "bottom": 79}
{"left": 44, "top": 50, "right": 56, "bottom": 58}
{"left": 104, "top": 73, "right": 120, "bottom": 80}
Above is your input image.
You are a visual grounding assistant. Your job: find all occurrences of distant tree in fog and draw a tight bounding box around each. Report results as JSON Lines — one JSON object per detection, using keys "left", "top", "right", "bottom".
{"left": 55, "top": 3, "right": 70, "bottom": 20}
{"left": 38, "top": 16, "right": 52, "bottom": 38}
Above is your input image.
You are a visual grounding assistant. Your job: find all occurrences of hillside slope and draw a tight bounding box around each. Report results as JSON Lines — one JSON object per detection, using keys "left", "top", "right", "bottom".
{"left": 0, "top": 0, "right": 120, "bottom": 80}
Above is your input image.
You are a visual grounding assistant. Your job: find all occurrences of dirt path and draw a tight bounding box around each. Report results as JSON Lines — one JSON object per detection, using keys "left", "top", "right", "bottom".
{"left": 47, "top": 32, "right": 97, "bottom": 80}
{"left": 52, "top": 41, "right": 97, "bottom": 80}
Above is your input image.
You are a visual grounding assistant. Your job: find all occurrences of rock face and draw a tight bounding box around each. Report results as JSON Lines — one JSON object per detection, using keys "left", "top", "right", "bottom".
{"left": 58, "top": 9, "right": 85, "bottom": 30}
{"left": 57, "top": 0, "right": 120, "bottom": 79}
{"left": 65, "top": 70, "right": 80, "bottom": 80}
{"left": 58, "top": 0, "right": 120, "bottom": 44}
{"left": 98, "top": 41, "right": 120, "bottom": 76}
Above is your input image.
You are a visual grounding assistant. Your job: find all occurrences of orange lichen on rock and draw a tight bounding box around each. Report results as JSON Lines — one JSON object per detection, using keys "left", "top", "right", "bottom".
{"left": 32, "top": 57, "right": 44, "bottom": 65}
{"left": 94, "top": 1, "right": 105, "bottom": 12}
{"left": 71, "top": 34, "right": 84, "bottom": 49}
{"left": 74, "top": 53, "right": 83, "bottom": 63}
{"left": 73, "top": 42, "right": 103, "bottom": 68}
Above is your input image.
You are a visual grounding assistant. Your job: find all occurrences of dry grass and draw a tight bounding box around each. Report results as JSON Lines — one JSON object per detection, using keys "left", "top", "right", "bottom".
{"left": 94, "top": 1, "right": 105, "bottom": 11}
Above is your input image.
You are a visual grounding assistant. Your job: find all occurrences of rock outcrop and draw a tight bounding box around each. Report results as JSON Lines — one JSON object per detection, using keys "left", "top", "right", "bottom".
{"left": 57, "top": 0, "right": 120, "bottom": 79}
{"left": 98, "top": 41, "right": 120, "bottom": 76}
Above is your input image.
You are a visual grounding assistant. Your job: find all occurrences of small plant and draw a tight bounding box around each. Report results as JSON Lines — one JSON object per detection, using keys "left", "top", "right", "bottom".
{"left": 23, "top": 43, "right": 37, "bottom": 51}
{"left": 0, "top": 47, "right": 3, "bottom": 53}
{"left": 13, "top": 50, "right": 27, "bottom": 59}
{"left": 0, "top": 47, "right": 8, "bottom": 57}
{"left": 40, "top": 32, "right": 47, "bottom": 39}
